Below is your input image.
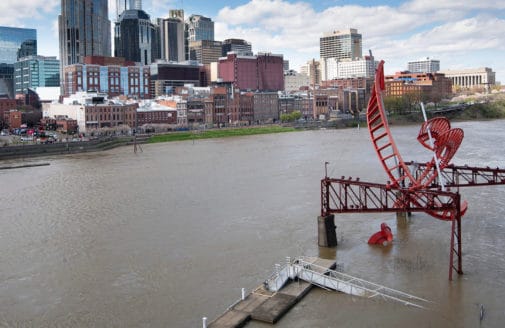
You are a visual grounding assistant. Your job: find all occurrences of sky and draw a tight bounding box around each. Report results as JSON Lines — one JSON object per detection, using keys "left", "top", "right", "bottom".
{"left": 1, "top": 0, "right": 504, "bottom": 82}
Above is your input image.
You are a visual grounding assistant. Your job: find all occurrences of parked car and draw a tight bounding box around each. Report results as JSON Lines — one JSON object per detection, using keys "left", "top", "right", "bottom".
{"left": 20, "top": 136, "right": 33, "bottom": 142}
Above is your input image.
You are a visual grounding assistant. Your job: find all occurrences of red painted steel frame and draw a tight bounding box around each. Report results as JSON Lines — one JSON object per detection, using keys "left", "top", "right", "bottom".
{"left": 322, "top": 60, "right": 505, "bottom": 280}
{"left": 320, "top": 177, "right": 463, "bottom": 280}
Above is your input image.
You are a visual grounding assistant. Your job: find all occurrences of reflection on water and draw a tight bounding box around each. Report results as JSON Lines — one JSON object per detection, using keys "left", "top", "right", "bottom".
{"left": 1, "top": 120, "right": 505, "bottom": 327}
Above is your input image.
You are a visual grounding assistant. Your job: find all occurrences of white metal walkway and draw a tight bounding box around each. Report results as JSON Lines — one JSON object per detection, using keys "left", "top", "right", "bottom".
{"left": 264, "top": 257, "right": 430, "bottom": 309}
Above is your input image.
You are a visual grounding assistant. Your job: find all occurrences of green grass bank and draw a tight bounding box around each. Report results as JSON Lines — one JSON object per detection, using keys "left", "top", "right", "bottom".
{"left": 148, "top": 126, "right": 297, "bottom": 143}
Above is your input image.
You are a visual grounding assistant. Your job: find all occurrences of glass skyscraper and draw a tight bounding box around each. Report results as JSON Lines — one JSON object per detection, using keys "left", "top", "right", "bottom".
{"left": 158, "top": 14, "right": 185, "bottom": 62}
{"left": 58, "top": 0, "right": 111, "bottom": 67}
{"left": 0, "top": 26, "right": 37, "bottom": 64}
{"left": 186, "top": 15, "right": 214, "bottom": 42}
{"left": 114, "top": 9, "right": 158, "bottom": 65}
{"left": 14, "top": 56, "right": 60, "bottom": 94}
{"left": 59, "top": 0, "right": 111, "bottom": 95}
{"left": 0, "top": 63, "right": 14, "bottom": 97}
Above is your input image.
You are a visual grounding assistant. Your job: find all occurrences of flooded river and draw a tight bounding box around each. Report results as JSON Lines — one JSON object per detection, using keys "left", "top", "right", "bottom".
{"left": 1, "top": 120, "right": 505, "bottom": 327}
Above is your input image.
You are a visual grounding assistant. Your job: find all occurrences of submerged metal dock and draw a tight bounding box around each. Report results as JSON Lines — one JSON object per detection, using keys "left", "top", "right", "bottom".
{"left": 207, "top": 257, "right": 332, "bottom": 327}
{"left": 206, "top": 256, "right": 428, "bottom": 327}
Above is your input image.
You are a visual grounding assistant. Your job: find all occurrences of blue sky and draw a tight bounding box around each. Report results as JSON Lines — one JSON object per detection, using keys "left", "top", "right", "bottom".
{"left": 1, "top": 0, "right": 504, "bottom": 82}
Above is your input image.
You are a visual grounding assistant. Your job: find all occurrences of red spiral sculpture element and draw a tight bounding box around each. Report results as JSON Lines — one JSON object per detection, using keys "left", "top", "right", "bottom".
{"left": 366, "top": 61, "right": 467, "bottom": 220}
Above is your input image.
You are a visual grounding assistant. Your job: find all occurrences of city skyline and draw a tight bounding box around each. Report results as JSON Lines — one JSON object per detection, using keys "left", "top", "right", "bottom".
{"left": 0, "top": 0, "right": 503, "bottom": 83}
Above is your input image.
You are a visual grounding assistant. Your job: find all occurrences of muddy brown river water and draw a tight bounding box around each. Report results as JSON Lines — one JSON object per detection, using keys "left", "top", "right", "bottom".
{"left": 1, "top": 120, "right": 505, "bottom": 327}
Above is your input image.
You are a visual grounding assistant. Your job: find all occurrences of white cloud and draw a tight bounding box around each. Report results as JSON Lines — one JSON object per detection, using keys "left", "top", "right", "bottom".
{"left": 0, "top": 0, "right": 59, "bottom": 26}
{"left": 219, "top": 0, "right": 314, "bottom": 26}
{"left": 146, "top": 0, "right": 177, "bottom": 18}
{"left": 401, "top": 0, "right": 505, "bottom": 13}
{"left": 2, "top": 0, "right": 503, "bottom": 82}
{"left": 52, "top": 19, "right": 59, "bottom": 41}
{"left": 215, "top": 0, "right": 505, "bottom": 80}
{"left": 372, "top": 16, "right": 505, "bottom": 61}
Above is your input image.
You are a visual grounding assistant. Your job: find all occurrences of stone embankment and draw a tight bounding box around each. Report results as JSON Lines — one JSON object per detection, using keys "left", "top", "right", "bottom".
{"left": 0, "top": 135, "right": 150, "bottom": 160}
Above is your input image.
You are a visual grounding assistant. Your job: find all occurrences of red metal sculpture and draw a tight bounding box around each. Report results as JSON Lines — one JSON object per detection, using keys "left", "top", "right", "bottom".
{"left": 367, "top": 61, "right": 467, "bottom": 221}
{"left": 368, "top": 223, "right": 393, "bottom": 246}
{"left": 320, "top": 60, "right": 505, "bottom": 280}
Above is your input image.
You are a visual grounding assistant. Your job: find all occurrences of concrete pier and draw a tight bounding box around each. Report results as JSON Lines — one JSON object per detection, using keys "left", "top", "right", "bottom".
{"left": 317, "top": 214, "right": 337, "bottom": 247}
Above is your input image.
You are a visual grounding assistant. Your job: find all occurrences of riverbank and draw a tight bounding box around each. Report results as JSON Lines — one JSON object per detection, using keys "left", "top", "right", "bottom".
{"left": 148, "top": 126, "right": 297, "bottom": 144}
{"left": 0, "top": 127, "right": 302, "bottom": 160}
{"left": 2, "top": 96, "right": 504, "bottom": 160}
{"left": 0, "top": 136, "right": 134, "bottom": 160}
{"left": 387, "top": 93, "right": 505, "bottom": 125}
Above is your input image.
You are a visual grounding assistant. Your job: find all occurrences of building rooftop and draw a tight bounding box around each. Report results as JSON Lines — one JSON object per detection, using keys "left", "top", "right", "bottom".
{"left": 35, "top": 87, "right": 60, "bottom": 102}
{"left": 138, "top": 101, "right": 176, "bottom": 112}
{"left": 119, "top": 9, "right": 150, "bottom": 21}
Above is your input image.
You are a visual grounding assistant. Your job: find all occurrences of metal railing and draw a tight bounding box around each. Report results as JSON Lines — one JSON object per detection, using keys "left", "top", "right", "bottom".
{"left": 263, "top": 257, "right": 430, "bottom": 309}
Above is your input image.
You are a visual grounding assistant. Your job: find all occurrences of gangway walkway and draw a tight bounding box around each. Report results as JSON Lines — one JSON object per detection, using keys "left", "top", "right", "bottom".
{"left": 264, "top": 257, "right": 430, "bottom": 309}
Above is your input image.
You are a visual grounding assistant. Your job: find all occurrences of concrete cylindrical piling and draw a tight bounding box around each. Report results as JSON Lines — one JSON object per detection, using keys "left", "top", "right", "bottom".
{"left": 318, "top": 214, "right": 337, "bottom": 247}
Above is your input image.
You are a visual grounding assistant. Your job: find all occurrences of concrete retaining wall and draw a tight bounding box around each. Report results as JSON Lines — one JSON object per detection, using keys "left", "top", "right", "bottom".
{"left": 0, "top": 137, "right": 135, "bottom": 160}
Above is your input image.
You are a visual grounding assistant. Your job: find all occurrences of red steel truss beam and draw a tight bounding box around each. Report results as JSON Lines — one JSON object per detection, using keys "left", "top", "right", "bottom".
{"left": 320, "top": 177, "right": 461, "bottom": 217}
{"left": 320, "top": 177, "right": 463, "bottom": 280}
{"left": 405, "top": 162, "right": 505, "bottom": 188}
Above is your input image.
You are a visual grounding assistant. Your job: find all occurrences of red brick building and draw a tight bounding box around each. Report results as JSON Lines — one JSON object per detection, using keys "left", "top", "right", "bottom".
{"left": 4, "top": 110, "right": 22, "bottom": 129}
{"left": 83, "top": 103, "right": 137, "bottom": 130}
{"left": 218, "top": 53, "right": 284, "bottom": 91}
{"left": 83, "top": 56, "right": 135, "bottom": 66}
{"left": 253, "top": 92, "right": 279, "bottom": 123}
{"left": 238, "top": 92, "right": 254, "bottom": 123}
{"left": 320, "top": 77, "right": 374, "bottom": 95}
{"left": 385, "top": 71, "right": 452, "bottom": 102}
{"left": 137, "top": 108, "right": 177, "bottom": 125}
{"left": 40, "top": 117, "right": 78, "bottom": 134}
{"left": 0, "top": 98, "right": 17, "bottom": 128}
{"left": 203, "top": 87, "right": 228, "bottom": 125}
{"left": 257, "top": 53, "right": 285, "bottom": 91}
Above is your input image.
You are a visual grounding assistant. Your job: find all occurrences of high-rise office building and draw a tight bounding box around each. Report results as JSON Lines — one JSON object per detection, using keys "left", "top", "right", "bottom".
{"left": 321, "top": 55, "right": 377, "bottom": 80}
{"left": 189, "top": 40, "right": 222, "bottom": 65}
{"left": 169, "top": 9, "right": 184, "bottom": 20}
{"left": 114, "top": 9, "right": 158, "bottom": 65}
{"left": 0, "top": 64, "right": 14, "bottom": 98}
{"left": 222, "top": 39, "right": 253, "bottom": 56}
{"left": 59, "top": 0, "right": 111, "bottom": 68}
{"left": 0, "top": 26, "right": 37, "bottom": 64}
{"left": 300, "top": 59, "right": 321, "bottom": 86}
{"left": 149, "top": 61, "right": 202, "bottom": 97}
{"left": 283, "top": 60, "right": 289, "bottom": 71}
{"left": 408, "top": 58, "right": 440, "bottom": 73}
{"left": 0, "top": 26, "right": 37, "bottom": 98}
{"left": 14, "top": 55, "right": 60, "bottom": 94}
{"left": 158, "top": 10, "right": 185, "bottom": 62}
{"left": 129, "top": 0, "right": 142, "bottom": 10}
{"left": 320, "top": 28, "right": 362, "bottom": 61}
{"left": 187, "top": 15, "right": 214, "bottom": 42}
{"left": 115, "top": 0, "right": 143, "bottom": 15}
